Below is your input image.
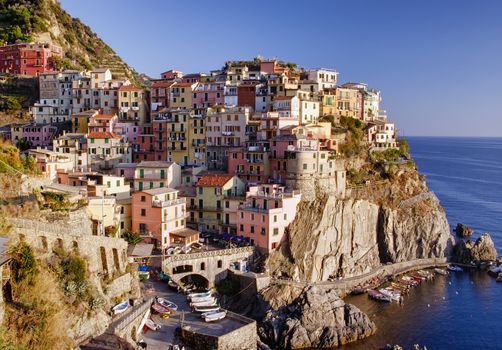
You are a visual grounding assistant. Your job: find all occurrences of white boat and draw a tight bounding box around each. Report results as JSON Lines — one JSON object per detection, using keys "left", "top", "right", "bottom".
{"left": 145, "top": 319, "right": 161, "bottom": 331}
{"left": 193, "top": 305, "right": 220, "bottom": 313}
{"left": 188, "top": 290, "right": 212, "bottom": 299}
{"left": 379, "top": 288, "right": 401, "bottom": 301}
{"left": 203, "top": 310, "right": 227, "bottom": 322}
{"left": 156, "top": 297, "right": 178, "bottom": 312}
{"left": 190, "top": 295, "right": 214, "bottom": 303}
{"left": 448, "top": 265, "right": 463, "bottom": 272}
{"left": 190, "top": 298, "right": 217, "bottom": 308}
{"left": 112, "top": 300, "right": 129, "bottom": 315}
{"left": 434, "top": 268, "right": 448, "bottom": 275}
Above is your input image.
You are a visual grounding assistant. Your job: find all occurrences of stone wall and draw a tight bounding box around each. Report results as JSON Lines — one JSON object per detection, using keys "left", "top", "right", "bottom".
{"left": 164, "top": 246, "right": 255, "bottom": 287}
{"left": 9, "top": 212, "right": 128, "bottom": 276}
{"left": 286, "top": 170, "right": 346, "bottom": 201}
{"left": 181, "top": 311, "right": 257, "bottom": 350}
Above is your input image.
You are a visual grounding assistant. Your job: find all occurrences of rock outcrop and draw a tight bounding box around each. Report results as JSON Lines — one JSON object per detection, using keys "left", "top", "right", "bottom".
{"left": 452, "top": 233, "right": 498, "bottom": 263}
{"left": 268, "top": 167, "right": 453, "bottom": 282}
{"left": 455, "top": 223, "right": 474, "bottom": 237}
{"left": 259, "top": 285, "right": 376, "bottom": 349}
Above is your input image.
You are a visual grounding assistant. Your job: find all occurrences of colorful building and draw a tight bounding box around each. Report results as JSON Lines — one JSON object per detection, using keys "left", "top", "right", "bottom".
{"left": 237, "top": 184, "right": 301, "bottom": 252}
{"left": 0, "top": 42, "right": 63, "bottom": 76}
{"left": 134, "top": 161, "right": 181, "bottom": 191}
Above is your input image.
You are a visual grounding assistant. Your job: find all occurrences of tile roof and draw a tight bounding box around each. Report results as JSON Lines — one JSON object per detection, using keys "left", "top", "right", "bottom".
{"left": 170, "top": 228, "right": 199, "bottom": 238}
{"left": 175, "top": 82, "right": 196, "bottom": 87}
{"left": 196, "top": 174, "right": 234, "bottom": 187}
{"left": 119, "top": 85, "right": 142, "bottom": 91}
{"left": 87, "top": 131, "right": 121, "bottom": 139}
{"left": 137, "top": 161, "right": 173, "bottom": 168}
{"left": 151, "top": 81, "right": 176, "bottom": 88}
{"left": 274, "top": 95, "right": 294, "bottom": 100}
{"left": 94, "top": 114, "right": 116, "bottom": 119}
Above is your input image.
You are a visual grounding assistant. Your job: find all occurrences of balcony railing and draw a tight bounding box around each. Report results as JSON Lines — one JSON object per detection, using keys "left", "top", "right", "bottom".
{"left": 152, "top": 198, "right": 186, "bottom": 208}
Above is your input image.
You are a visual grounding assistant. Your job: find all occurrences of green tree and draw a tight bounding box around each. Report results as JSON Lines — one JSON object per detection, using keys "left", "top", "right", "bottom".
{"left": 16, "top": 138, "right": 32, "bottom": 152}
{"left": 0, "top": 96, "right": 22, "bottom": 113}
{"left": 122, "top": 230, "right": 142, "bottom": 245}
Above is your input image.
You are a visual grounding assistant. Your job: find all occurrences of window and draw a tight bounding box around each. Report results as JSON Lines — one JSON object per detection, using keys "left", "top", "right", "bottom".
{"left": 250, "top": 225, "right": 255, "bottom": 233}
{"left": 284, "top": 213, "right": 287, "bottom": 220}
{"left": 217, "top": 260, "right": 222, "bottom": 268}
{"left": 107, "top": 181, "right": 111, "bottom": 188}
{"left": 274, "top": 215, "right": 277, "bottom": 223}
{"left": 303, "top": 163, "right": 307, "bottom": 170}
{"left": 273, "top": 228, "right": 279, "bottom": 235}
{"left": 141, "top": 209, "right": 146, "bottom": 216}
{"left": 140, "top": 195, "right": 146, "bottom": 202}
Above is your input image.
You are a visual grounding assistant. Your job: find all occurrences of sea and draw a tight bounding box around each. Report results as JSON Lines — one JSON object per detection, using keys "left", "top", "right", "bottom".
{"left": 342, "top": 137, "right": 502, "bottom": 350}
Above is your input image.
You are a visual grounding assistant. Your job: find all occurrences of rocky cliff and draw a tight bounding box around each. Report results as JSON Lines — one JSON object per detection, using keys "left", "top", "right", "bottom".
{"left": 269, "top": 164, "right": 454, "bottom": 283}
{"left": 258, "top": 285, "right": 376, "bottom": 349}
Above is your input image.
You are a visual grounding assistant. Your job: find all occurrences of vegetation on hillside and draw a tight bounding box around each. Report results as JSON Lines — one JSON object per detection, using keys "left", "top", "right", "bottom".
{"left": 0, "top": 0, "right": 140, "bottom": 82}
{"left": 122, "top": 229, "right": 142, "bottom": 245}
{"left": 0, "top": 96, "right": 22, "bottom": 113}
{"left": 0, "top": 139, "right": 36, "bottom": 174}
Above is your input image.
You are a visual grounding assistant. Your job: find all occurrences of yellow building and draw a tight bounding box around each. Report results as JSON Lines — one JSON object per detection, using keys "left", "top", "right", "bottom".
{"left": 161, "top": 108, "right": 206, "bottom": 166}
{"left": 319, "top": 91, "right": 337, "bottom": 117}
{"left": 118, "top": 85, "right": 148, "bottom": 123}
{"left": 193, "top": 174, "right": 245, "bottom": 234}
{"left": 72, "top": 109, "right": 99, "bottom": 133}
{"left": 170, "top": 82, "right": 196, "bottom": 110}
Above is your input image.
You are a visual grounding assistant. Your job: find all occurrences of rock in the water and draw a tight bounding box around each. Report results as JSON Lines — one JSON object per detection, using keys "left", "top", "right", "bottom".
{"left": 452, "top": 233, "right": 498, "bottom": 263}
{"left": 381, "top": 345, "right": 427, "bottom": 350}
{"left": 455, "top": 223, "right": 474, "bottom": 237}
{"left": 259, "top": 285, "right": 376, "bottom": 349}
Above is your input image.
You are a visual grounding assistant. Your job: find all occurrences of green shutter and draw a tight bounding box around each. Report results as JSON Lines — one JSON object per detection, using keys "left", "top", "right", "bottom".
{"left": 138, "top": 181, "right": 143, "bottom": 190}
{"left": 139, "top": 169, "right": 144, "bottom": 178}
{"left": 160, "top": 169, "right": 165, "bottom": 179}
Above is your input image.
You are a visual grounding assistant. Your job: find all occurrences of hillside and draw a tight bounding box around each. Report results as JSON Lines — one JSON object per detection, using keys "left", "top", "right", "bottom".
{"left": 0, "top": 0, "right": 146, "bottom": 84}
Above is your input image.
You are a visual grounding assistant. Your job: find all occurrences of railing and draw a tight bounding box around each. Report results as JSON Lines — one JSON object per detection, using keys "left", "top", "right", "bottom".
{"left": 112, "top": 297, "right": 154, "bottom": 334}
{"left": 164, "top": 246, "right": 254, "bottom": 263}
{"left": 152, "top": 198, "right": 186, "bottom": 208}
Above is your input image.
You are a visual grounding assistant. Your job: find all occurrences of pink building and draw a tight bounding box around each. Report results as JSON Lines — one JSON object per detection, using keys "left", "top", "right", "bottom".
{"left": 237, "top": 184, "right": 301, "bottom": 252}
{"left": 113, "top": 121, "right": 140, "bottom": 143}
{"left": 227, "top": 145, "right": 270, "bottom": 184}
{"left": 88, "top": 113, "right": 118, "bottom": 133}
{"left": 22, "top": 123, "right": 58, "bottom": 147}
{"left": 193, "top": 82, "right": 225, "bottom": 108}
{"left": 160, "top": 69, "right": 183, "bottom": 80}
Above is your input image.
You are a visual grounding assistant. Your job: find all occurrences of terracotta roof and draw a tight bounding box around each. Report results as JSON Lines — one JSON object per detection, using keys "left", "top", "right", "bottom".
{"left": 151, "top": 81, "right": 176, "bottom": 88}
{"left": 87, "top": 131, "right": 121, "bottom": 139}
{"left": 196, "top": 174, "right": 234, "bottom": 187}
{"left": 119, "top": 85, "right": 142, "bottom": 91}
{"left": 170, "top": 228, "right": 199, "bottom": 238}
{"left": 94, "top": 114, "right": 116, "bottom": 119}
{"left": 174, "top": 82, "right": 196, "bottom": 87}
{"left": 274, "top": 95, "right": 294, "bottom": 101}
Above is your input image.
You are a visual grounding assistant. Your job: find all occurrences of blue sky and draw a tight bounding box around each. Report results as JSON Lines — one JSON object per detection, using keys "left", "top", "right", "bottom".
{"left": 59, "top": 0, "right": 502, "bottom": 137}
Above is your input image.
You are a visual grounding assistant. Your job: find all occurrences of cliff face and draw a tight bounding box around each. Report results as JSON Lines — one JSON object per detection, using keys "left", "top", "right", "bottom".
{"left": 269, "top": 166, "right": 453, "bottom": 283}
{"left": 258, "top": 285, "right": 376, "bottom": 349}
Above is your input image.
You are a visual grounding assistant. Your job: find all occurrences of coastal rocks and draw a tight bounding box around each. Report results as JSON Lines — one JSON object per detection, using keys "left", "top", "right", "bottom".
{"left": 381, "top": 345, "right": 428, "bottom": 350}
{"left": 259, "top": 285, "right": 376, "bottom": 349}
{"left": 455, "top": 223, "right": 474, "bottom": 237}
{"left": 268, "top": 188, "right": 453, "bottom": 283}
{"left": 452, "top": 233, "right": 498, "bottom": 264}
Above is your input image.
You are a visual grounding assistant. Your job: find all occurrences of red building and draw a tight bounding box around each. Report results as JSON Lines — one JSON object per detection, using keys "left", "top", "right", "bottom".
{"left": 0, "top": 42, "right": 63, "bottom": 76}
{"left": 237, "top": 81, "right": 260, "bottom": 108}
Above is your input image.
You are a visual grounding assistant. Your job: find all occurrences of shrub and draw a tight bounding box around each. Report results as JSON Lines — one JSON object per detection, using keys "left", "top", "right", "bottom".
{"left": 63, "top": 255, "right": 87, "bottom": 285}
{"left": 0, "top": 96, "right": 22, "bottom": 113}
{"left": 122, "top": 230, "right": 142, "bottom": 245}
{"left": 9, "top": 242, "right": 37, "bottom": 284}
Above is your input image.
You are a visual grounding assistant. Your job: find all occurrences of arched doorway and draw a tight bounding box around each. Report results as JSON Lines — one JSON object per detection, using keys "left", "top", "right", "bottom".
{"left": 180, "top": 274, "right": 209, "bottom": 289}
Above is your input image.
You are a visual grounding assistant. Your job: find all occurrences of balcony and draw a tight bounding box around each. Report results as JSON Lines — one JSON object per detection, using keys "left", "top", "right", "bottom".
{"left": 152, "top": 198, "right": 186, "bottom": 208}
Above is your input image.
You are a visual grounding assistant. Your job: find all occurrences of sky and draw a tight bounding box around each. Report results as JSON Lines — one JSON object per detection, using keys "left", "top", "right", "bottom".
{"left": 59, "top": 0, "right": 502, "bottom": 137}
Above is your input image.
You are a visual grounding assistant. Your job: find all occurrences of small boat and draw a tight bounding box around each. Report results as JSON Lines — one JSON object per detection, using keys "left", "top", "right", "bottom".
{"left": 167, "top": 280, "right": 179, "bottom": 291}
{"left": 367, "top": 289, "right": 391, "bottom": 302}
{"left": 188, "top": 290, "right": 212, "bottom": 300}
{"left": 112, "top": 300, "right": 129, "bottom": 315}
{"left": 203, "top": 310, "right": 227, "bottom": 322}
{"left": 190, "top": 295, "right": 214, "bottom": 303}
{"left": 156, "top": 297, "right": 178, "bottom": 312}
{"left": 434, "top": 268, "right": 448, "bottom": 275}
{"left": 193, "top": 305, "right": 220, "bottom": 313}
{"left": 145, "top": 319, "right": 161, "bottom": 331}
{"left": 379, "top": 288, "right": 401, "bottom": 302}
{"left": 190, "top": 298, "right": 217, "bottom": 308}
{"left": 151, "top": 303, "right": 171, "bottom": 316}
{"left": 448, "top": 265, "right": 463, "bottom": 272}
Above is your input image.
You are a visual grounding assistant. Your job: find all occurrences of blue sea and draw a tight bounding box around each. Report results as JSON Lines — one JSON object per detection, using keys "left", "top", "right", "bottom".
{"left": 343, "top": 137, "right": 502, "bottom": 350}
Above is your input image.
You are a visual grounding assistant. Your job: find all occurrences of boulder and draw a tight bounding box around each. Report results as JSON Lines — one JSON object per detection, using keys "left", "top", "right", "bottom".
{"left": 452, "top": 233, "right": 498, "bottom": 264}
{"left": 455, "top": 223, "right": 473, "bottom": 237}
{"left": 259, "top": 285, "right": 376, "bottom": 349}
